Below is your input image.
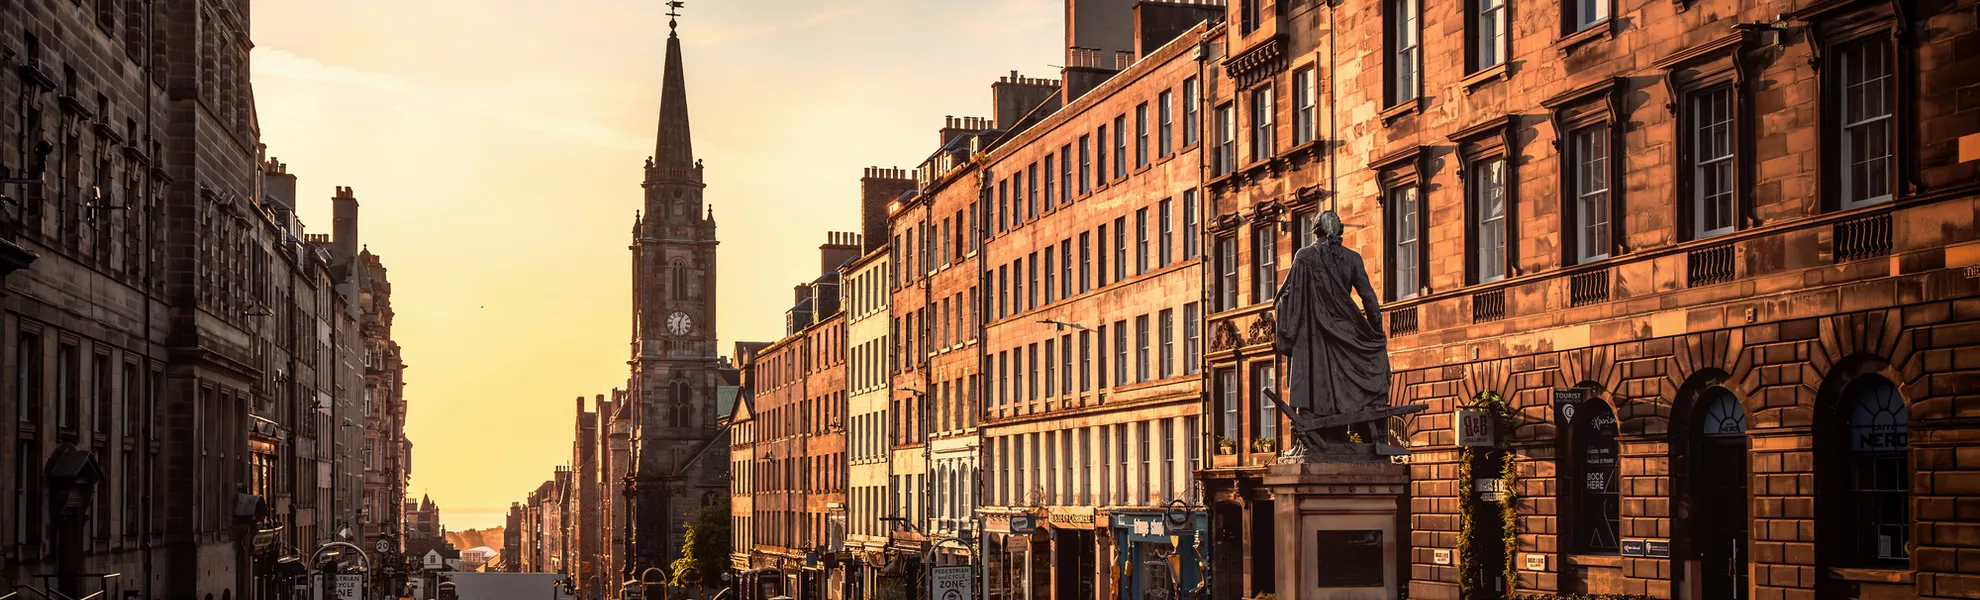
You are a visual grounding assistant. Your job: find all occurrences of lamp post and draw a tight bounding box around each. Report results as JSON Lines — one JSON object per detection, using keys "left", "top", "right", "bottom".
{"left": 312, "top": 542, "right": 371, "bottom": 600}
{"left": 639, "top": 568, "right": 667, "bottom": 600}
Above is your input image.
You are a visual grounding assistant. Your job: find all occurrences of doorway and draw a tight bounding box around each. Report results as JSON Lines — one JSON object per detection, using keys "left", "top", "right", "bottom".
{"left": 1052, "top": 529, "right": 1096, "bottom": 600}
{"left": 1691, "top": 387, "right": 1749, "bottom": 599}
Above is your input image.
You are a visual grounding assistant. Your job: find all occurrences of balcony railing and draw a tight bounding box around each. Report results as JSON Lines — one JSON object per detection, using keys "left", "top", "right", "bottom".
{"left": 1569, "top": 268, "right": 1610, "bottom": 307}
{"left": 1686, "top": 243, "right": 1735, "bottom": 287}
{"left": 1387, "top": 306, "right": 1418, "bottom": 336}
{"left": 1834, "top": 213, "right": 1892, "bottom": 262}
{"left": 1471, "top": 289, "right": 1505, "bottom": 323}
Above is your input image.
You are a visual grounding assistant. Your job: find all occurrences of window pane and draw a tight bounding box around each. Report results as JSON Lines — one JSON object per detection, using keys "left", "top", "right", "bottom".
{"left": 1692, "top": 87, "right": 1737, "bottom": 238}
{"left": 1473, "top": 158, "right": 1507, "bottom": 282}
{"left": 1393, "top": 0, "right": 1419, "bottom": 102}
{"left": 1574, "top": 126, "right": 1611, "bottom": 263}
{"left": 1840, "top": 39, "right": 1893, "bottom": 208}
{"left": 1392, "top": 187, "right": 1419, "bottom": 299}
{"left": 1476, "top": 0, "right": 1506, "bottom": 69}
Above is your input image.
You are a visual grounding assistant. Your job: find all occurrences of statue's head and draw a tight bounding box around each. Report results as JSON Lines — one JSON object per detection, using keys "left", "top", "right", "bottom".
{"left": 1315, "top": 211, "right": 1345, "bottom": 244}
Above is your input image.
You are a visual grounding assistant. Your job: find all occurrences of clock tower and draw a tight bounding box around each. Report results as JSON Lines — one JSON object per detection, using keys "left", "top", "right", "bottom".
{"left": 623, "top": 8, "right": 726, "bottom": 579}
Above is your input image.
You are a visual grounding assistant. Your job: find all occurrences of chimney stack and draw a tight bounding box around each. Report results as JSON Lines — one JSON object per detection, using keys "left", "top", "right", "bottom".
{"left": 860, "top": 167, "right": 915, "bottom": 253}
{"left": 332, "top": 186, "right": 360, "bottom": 270}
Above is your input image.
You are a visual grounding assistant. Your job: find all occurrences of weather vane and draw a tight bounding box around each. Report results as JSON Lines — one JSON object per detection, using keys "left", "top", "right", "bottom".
{"left": 667, "top": 1, "right": 684, "bottom": 31}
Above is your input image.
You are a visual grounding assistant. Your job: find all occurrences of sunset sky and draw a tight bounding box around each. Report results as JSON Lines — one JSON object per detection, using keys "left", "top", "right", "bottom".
{"left": 251, "top": 0, "right": 1062, "bottom": 530}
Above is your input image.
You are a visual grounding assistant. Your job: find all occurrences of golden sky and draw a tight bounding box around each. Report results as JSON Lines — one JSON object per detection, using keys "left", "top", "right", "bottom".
{"left": 250, "top": 0, "right": 1061, "bottom": 530}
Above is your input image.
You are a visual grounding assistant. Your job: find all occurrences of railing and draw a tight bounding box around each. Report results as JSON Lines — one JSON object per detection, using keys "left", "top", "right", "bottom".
{"left": 1834, "top": 213, "right": 1892, "bottom": 262}
{"left": 1686, "top": 243, "right": 1735, "bottom": 287}
{"left": 1569, "top": 268, "right": 1610, "bottom": 307}
{"left": 1387, "top": 306, "right": 1418, "bottom": 336}
{"left": 1471, "top": 289, "right": 1505, "bottom": 323}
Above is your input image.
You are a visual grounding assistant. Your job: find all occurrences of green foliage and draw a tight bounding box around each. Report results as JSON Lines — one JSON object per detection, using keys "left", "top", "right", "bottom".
{"left": 669, "top": 498, "right": 732, "bottom": 587}
{"left": 1457, "top": 391, "right": 1519, "bottom": 598}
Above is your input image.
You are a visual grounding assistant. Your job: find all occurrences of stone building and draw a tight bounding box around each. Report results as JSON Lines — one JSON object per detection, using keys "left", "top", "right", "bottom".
{"left": 972, "top": 6, "right": 1220, "bottom": 598}
{"left": 884, "top": 118, "right": 1004, "bottom": 600}
{"left": 842, "top": 169, "right": 910, "bottom": 597}
{"left": 358, "top": 249, "right": 410, "bottom": 596}
{"left": 569, "top": 396, "right": 605, "bottom": 599}
{"left": 621, "top": 17, "right": 732, "bottom": 581}
{"left": 741, "top": 234, "right": 859, "bottom": 597}
{"left": 1, "top": 1, "right": 392, "bottom": 598}
{"left": 1197, "top": 0, "right": 1980, "bottom": 600}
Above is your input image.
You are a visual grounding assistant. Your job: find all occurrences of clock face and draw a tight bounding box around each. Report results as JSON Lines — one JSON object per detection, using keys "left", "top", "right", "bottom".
{"left": 668, "top": 311, "right": 693, "bottom": 336}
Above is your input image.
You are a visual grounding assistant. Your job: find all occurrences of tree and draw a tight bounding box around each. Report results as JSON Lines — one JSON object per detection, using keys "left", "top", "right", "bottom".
{"left": 669, "top": 498, "right": 731, "bottom": 589}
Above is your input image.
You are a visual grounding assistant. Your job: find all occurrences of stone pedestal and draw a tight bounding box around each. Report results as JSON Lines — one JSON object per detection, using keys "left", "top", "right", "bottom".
{"left": 1262, "top": 460, "right": 1409, "bottom": 600}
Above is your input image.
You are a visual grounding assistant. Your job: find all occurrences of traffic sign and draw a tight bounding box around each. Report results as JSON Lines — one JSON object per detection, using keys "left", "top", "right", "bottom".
{"left": 931, "top": 566, "right": 971, "bottom": 600}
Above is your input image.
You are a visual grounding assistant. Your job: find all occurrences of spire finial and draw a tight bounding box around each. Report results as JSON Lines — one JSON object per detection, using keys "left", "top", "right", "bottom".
{"left": 667, "top": 1, "right": 684, "bottom": 33}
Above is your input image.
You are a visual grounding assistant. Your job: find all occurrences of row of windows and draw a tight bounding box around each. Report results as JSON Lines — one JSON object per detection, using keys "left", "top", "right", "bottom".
{"left": 845, "top": 263, "right": 891, "bottom": 322}
{"left": 990, "top": 193, "right": 1202, "bottom": 323}
{"left": 1210, "top": 70, "right": 1319, "bottom": 176}
{"left": 890, "top": 284, "right": 983, "bottom": 369}
{"left": 749, "top": 451, "right": 846, "bottom": 494}
{"left": 985, "top": 416, "right": 1201, "bottom": 509}
{"left": 12, "top": 326, "right": 167, "bottom": 547}
{"left": 747, "top": 509, "right": 834, "bottom": 552}
{"left": 753, "top": 390, "right": 844, "bottom": 442}
{"left": 1376, "top": 36, "right": 1896, "bottom": 302}
{"left": 991, "top": 304, "right": 1203, "bottom": 410}
{"left": 987, "top": 79, "right": 1200, "bottom": 241}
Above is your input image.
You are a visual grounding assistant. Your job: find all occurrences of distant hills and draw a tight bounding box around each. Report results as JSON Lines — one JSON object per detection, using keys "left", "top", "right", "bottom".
{"left": 445, "top": 526, "right": 505, "bottom": 553}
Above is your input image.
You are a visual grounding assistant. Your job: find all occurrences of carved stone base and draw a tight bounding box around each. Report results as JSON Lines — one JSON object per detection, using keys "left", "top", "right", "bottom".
{"left": 1262, "top": 461, "right": 1409, "bottom": 600}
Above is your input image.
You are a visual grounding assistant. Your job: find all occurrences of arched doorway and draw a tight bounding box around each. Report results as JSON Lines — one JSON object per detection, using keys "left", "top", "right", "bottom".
{"left": 1688, "top": 387, "right": 1748, "bottom": 599}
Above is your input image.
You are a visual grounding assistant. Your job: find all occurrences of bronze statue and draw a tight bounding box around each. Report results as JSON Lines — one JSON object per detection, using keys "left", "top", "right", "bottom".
{"left": 1269, "top": 211, "right": 1423, "bottom": 458}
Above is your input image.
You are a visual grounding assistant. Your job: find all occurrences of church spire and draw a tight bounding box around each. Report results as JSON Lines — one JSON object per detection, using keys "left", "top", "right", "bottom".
{"left": 653, "top": 2, "right": 695, "bottom": 167}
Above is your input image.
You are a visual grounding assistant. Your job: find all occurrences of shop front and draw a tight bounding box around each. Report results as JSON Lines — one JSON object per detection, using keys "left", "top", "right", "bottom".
{"left": 1107, "top": 511, "right": 1205, "bottom": 600}
{"left": 983, "top": 511, "right": 1048, "bottom": 600}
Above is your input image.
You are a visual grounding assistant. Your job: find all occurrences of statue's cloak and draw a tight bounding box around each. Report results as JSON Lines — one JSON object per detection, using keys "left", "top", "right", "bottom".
{"left": 1273, "top": 242, "right": 1391, "bottom": 418}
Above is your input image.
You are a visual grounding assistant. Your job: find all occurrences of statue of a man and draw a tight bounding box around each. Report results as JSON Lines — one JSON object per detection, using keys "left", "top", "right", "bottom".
{"left": 1273, "top": 211, "right": 1391, "bottom": 420}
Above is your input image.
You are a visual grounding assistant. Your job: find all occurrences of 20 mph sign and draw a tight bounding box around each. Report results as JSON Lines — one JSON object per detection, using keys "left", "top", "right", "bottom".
{"left": 931, "top": 566, "right": 971, "bottom": 600}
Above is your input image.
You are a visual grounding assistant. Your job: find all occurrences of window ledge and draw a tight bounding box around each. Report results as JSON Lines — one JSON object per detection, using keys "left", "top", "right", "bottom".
{"left": 1381, "top": 98, "right": 1422, "bottom": 124}
{"left": 1461, "top": 63, "right": 1510, "bottom": 93}
{"left": 1828, "top": 567, "right": 1914, "bottom": 584}
{"left": 1556, "top": 20, "right": 1614, "bottom": 54}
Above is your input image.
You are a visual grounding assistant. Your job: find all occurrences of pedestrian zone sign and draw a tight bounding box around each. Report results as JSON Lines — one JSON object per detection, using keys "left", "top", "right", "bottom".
{"left": 931, "top": 566, "right": 971, "bottom": 600}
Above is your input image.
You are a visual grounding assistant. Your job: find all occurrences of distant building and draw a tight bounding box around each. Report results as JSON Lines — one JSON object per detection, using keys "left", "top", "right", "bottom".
{"left": 619, "top": 16, "right": 733, "bottom": 583}
{"left": 739, "top": 233, "right": 860, "bottom": 597}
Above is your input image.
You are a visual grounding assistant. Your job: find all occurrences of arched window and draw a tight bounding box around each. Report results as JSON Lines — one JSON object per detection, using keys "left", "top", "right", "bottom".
{"left": 1697, "top": 388, "right": 1747, "bottom": 437}
{"left": 1845, "top": 375, "right": 1908, "bottom": 564}
{"left": 670, "top": 381, "right": 691, "bottom": 428}
{"left": 670, "top": 260, "right": 688, "bottom": 300}
{"left": 1567, "top": 396, "right": 1620, "bottom": 554}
